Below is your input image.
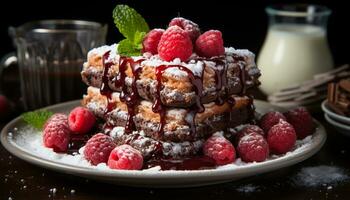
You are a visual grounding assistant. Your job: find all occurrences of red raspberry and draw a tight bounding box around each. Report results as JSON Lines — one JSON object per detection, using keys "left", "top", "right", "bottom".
{"left": 284, "top": 107, "right": 315, "bottom": 139}
{"left": 158, "top": 26, "right": 193, "bottom": 62}
{"left": 84, "top": 133, "right": 116, "bottom": 165}
{"left": 259, "top": 111, "right": 287, "bottom": 133}
{"left": 142, "top": 29, "right": 164, "bottom": 55}
{"left": 169, "top": 17, "right": 200, "bottom": 42}
{"left": 235, "top": 125, "right": 265, "bottom": 145}
{"left": 44, "top": 113, "right": 67, "bottom": 128}
{"left": 43, "top": 114, "right": 70, "bottom": 152}
{"left": 237, "top": 133, "right": 269, "bottom": 163}
{"left": 203, "top": 135, "right": 236, "bottom": 165}
{"left": 267, "top": 120, "right": 297, "bottom": 155}
{"left": 108, "top": 145, "right": 143, "bottom": 170}
{"left": 195, "top": 30, "right": 225, "bottom": 58}
{"left": 68, "top": 107, "right": 96, "bottom": 134}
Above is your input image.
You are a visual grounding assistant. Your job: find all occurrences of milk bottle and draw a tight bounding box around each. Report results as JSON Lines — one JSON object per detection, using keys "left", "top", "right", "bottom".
{"left": 258, "top": 5, "right": 333, "bottom": 95}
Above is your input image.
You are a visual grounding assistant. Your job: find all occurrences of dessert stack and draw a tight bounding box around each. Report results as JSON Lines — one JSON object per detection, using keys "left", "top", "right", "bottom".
{"left": 327, "top": 77, "right": 350, "bottom": 116}
{"left": 322, "top": 75, "right": 350, "bottom": 136}
{"left": 80, "top": 8, "right": 260, "bottom": 160}
{"left": 36, "top": 5, "right": 316, "bottom": 171}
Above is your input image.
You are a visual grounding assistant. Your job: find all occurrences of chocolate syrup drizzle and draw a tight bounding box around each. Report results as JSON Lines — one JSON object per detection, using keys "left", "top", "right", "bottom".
{"left": 116, "top": 57, "right": 145, "bottom": 134}
{"left": 240, "top": 64, "right": 247, "bottom": 95}
{"left": 101, "top": 51, "right": 116, "bottom": 112}
{"left": 154, "top": 64, "right": 205, "bottom": 135}
{"left": 100, "top": 52, "right": 249, "bottom": 137}
{"left": 145, "top": 156, "right": 216, "bottom": 170}
{"left": 211, "top": 58, "right": 228, "bottom": 105}
{"left": 232, "top": 54, "right": 247, "bottom": 95}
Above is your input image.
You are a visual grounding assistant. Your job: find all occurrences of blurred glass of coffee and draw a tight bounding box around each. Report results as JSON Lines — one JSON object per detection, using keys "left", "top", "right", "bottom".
{"left": 3, "top": 20, "right": 107, "bottom": 110}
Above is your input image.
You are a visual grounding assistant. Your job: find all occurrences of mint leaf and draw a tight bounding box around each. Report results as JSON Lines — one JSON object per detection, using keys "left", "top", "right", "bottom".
{"left": 22, "top": 110, "right": 53, "bottom": 130}
{"left": 133, "top": 31, "right": 146, "bottom": 49}
{"left": 118, "top": 39, "right": 142, "bottom": 56}
{"left": 113, "top": 5, "right": 149, "bottom": 42}
{"left": 113, "top": 5, "right": 149, "bottom": 56}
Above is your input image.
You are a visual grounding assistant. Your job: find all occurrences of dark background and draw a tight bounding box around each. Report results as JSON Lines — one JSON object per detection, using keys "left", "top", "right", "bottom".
{"left": 0, "top": 0, "right": 349, "bottom": 66}
{"left": 1, "top": 1, "right": 350, "bottom": 199}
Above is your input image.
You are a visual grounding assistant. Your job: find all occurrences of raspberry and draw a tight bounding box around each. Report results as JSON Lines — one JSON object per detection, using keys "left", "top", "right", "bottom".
{"left": 235, "top": 125, "right": 265, "bottom": 145}
{"left": 84, "top": 133, "right": 116, "bottom": 165}
{"left": 195, "top": 30, "right": 225, "bottom": 58}
{"left": 44, "top": 113, "right": 67, "bottom": 128}
{"left": 108, "top": 145, "right": 143, "bottom": 170}
{"left": 203, "top": 135, "right": 236, "bottom": 165}
{"left": 259, "top": 111, "right": 287, "bottom": 133}
{"left": 267, "top": 120, "right": 297, "bottom": 155}
{"left": 142, "top": 29, "right": 164, "bottom": 55}
{"left": 237, "top": 133, "right": 269, "bottom": 162}
{"left": 284, "top": 107, "right": 315, "bottom": 139}
{"left": 169, "top": 17, "right": 200, "bottom": 42}
{"left": 68, "top": 107, "right": 96, "bottom": 134}
{"left": 158, "top": 26, "right": 193, "bottom": 62}
{"left": 43, "top": 114, "right": 70, "bottom": 152}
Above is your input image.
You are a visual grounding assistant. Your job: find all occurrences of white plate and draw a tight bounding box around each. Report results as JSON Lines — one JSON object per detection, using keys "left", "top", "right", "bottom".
{"left": 321, "top": 100, "right": 350, "bottom": 125}
{"left": 324, "top": 114, "right": 350, "bottom": 137}
{"left": 0, "top": 100, "right": 327, "bottom": 188}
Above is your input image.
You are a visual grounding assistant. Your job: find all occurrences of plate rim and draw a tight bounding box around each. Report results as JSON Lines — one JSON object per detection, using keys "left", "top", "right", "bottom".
{"left": 1, "top": 100, "right": 327, "bottom": 184}
{"left": 324, "top": 113, "right": 350, "bottom": 131}
{"left": 321, "top": 100, "right": 350, "bottom": 124}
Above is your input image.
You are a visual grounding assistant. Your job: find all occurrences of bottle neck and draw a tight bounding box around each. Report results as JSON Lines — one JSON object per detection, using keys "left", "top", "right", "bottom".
{"left": 266, "top": 4, "right": 331, "bottom": 31}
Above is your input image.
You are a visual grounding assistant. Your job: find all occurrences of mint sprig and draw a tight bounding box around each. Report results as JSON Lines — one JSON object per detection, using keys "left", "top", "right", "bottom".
{"left": 118, "top": 39, "right": 142, "bottom": 56}
{"left": 21, "top": 110, "right": 53, "bottom": 130}
{"left": 113, "top": 4, "right": 149, "bottom": 56}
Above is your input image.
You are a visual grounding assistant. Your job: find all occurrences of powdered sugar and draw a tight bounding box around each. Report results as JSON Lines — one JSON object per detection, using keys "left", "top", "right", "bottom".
{"left": 87, "top": 44, "right": 118, "bottom": 61}
{"left": 10, "top": 125, "right": 316, "bottom": 173}
{"left": 110, "top": 126, "right": 203, "bottom": 158}
{"left": 141, "top": 55, "right": 207, "bottom": 77}
{"left": 110, "top": 126, "right": 126, "bottom": 138}
{"left": 292, "top": 165, "right": 349, "bottom": 187}
{"left": 225, "top": 47, "right": 255, "bottom": 59}
{"left": 225, "top": 47, "right": 256, "bottom": 68}
{"left": 87, "top": 44, "right": 256, "bottom": 78}
{"left": 240, "top": 132, "right": 265, "bottom": 144}
{"left": 212, "top": 131, "right": 224, "bottom": 137}
{"left": 87, "top": 44, "right": 145, "bottom": 64}
{"left": 13, "top": 127, "right": 91, "bottom": 167}
{"left": 236, "top": 184, "right": 260, "bottom": 193}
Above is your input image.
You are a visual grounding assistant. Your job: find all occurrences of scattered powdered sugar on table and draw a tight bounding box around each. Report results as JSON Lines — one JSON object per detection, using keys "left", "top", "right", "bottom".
{"left": 49, "top": 188, "right": 57, "bottom": 195}
{"left": 236, "top": 184, "right": 260, "bottom": 193}
{"left": 292, "top": 165, "right": 349, "bottom": 187}
{"left": 11, "top": 126, "right": 315, "bottom": 172}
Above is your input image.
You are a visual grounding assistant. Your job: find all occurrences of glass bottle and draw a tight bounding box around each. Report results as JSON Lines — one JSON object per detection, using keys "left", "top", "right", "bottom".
{"left": 258, "top": 4, "right": 333, "bottom": 95}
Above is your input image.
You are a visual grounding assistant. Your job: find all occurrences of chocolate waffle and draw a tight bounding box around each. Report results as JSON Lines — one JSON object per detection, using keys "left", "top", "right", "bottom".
{"left": 81, "top": 43, "right": 260, "bottom": 159}
{"left": 81, "top": 44, "right": 260, "bottom": 107}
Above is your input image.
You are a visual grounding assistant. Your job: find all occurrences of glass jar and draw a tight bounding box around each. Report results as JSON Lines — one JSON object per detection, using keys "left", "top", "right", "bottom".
{"left": 0, "top": 20, "right": 107, "bottom": 110}
{"left": 257, "top": 4, "right": 333, "bottom": 95}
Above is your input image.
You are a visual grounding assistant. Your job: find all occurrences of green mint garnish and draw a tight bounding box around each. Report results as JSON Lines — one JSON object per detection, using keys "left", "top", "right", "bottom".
{"left": 21, "top": 110, "right": 54, "bottom": 130}
{"left": 133, "top": 30, "right": 147, "bottom": 49}
{"left": 113, "top": 4, "right": 149, "bottom": 56}
{"left": 118, "top": 39, "right": 142, "bottom": 56}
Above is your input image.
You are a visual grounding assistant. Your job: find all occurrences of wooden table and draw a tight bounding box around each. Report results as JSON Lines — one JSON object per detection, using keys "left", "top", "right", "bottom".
{"left": 1, "top": 113, "right": 350, "bottom": 200}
